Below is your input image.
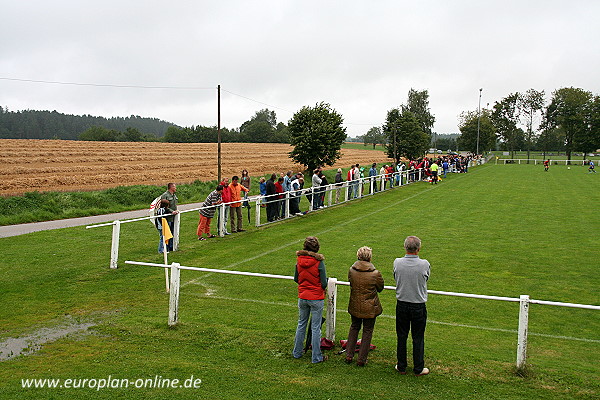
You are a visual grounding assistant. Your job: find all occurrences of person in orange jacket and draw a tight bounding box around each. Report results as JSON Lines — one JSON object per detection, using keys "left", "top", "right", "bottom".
{"left": 229, "top": 176, "right": 250, "bottom": 233}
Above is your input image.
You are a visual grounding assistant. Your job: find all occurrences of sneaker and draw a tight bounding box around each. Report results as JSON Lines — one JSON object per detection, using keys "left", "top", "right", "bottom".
{"left": 198, "top": 237, "right": 206, "bottom": 241}
{"left": 415, "top": 367, "right": 430, "bottom": 376}
{"left": 224, "top": 232, "right": 231, "bottom": 235}
{"left": 394, "top": 365, "right": 407, "bottom": 375}
{"left": 237, "top": 229, "right": 246, "bottom": 232}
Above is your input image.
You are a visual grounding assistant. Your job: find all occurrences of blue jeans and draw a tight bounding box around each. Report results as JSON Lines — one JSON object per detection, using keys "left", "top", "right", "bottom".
{"left": 293, "top": 299, "right": 324, "bottom": 363}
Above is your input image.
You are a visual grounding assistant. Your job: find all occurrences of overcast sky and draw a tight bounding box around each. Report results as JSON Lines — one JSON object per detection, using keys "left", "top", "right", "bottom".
{"left": 1, "top": 0, "right": 598, "bottom": 137}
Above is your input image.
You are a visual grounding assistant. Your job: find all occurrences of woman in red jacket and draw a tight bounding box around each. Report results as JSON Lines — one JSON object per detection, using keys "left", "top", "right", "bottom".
{"left": 292, "top": 236, "right": 328, "bottom": 363}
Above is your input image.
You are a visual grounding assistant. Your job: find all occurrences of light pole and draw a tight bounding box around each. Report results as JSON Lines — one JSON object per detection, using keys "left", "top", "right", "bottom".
{"left": 476, "top": 88, "right": 482, "bottom": 155}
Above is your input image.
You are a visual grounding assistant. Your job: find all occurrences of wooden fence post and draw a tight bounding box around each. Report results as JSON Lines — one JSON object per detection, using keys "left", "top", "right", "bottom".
{"left": 516, "top": 294, "right": 530, "bottom": 371}
{"left": 168, "top": 263, "right": 181, "bottom": 326}
{"left": 110, "top": 220, "right": 120, "bottom": 269}
{"left": 326, "top": 278, "right": 337, "bottom": 342}
{"left": 255, "top": 197, "right": 261, "bottom": 226}
{"left": 173, "top": 213, "right": 180, "bottom": 251}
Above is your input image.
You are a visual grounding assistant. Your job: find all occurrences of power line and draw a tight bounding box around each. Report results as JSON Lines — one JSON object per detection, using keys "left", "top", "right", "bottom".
{"left": 1, "top": 76, "right": 382, "bottom": 129}
{"left": 0, "top": 77, "right": 214, "bottom": 90}
{"left": 221, "top": 89, "right": 293, "bottom": 114}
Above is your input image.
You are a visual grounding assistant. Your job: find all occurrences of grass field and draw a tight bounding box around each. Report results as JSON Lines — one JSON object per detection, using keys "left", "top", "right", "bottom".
{"left": 1, "top": 163, "right": 598, "bottom": 399}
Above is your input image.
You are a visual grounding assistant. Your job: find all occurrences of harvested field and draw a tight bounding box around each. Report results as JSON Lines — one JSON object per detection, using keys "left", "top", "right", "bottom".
{"left": 0, "top": 139, "right": 392, "bottom": 196}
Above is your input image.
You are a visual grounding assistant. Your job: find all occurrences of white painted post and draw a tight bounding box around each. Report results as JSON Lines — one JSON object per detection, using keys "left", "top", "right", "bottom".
{"left": 173, "top": 213, "right": 180, "bottom": 251}
{"left": 380, "top": 175, "right": 384, "bottom": 191}
{"left": 255, "top": 198, "right": 261, "bottom": 226}
{"left": 359, "top": 178, "right": 363, "bottom": 197}
{"left": 326, "top": 278, "right": 337, "bottom": 341}
{"left": 219, "top": 205, "right": 225, "bottom": 237}
{"left": 285, "top": 192, "right": 290, "bottom": 218}
{"left": 419, "top": 169, "right": 422, "bottom": 181}
{"left": 328, "top": 184, "right": 333, "bottom": 206}
{"left": 344, "top": 182, "right": 349, "bottom": 202}
{"left": 110, "top": 220, "right": 120, "bottom": 269}
{"left": 516, "top": 294, "right": 530, "bottom": 371}
{"left": 168, "top": 263, "right": 181, "bottom": 326}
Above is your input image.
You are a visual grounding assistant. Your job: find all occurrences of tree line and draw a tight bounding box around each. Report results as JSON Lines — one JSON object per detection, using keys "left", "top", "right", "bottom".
{"left": 0, "top": 106, "right": 291, "bottom": 144}
{"left": 0, "top": 107, "right": 174, "bottom": 140}
{"left": 457, "top": 87, "right": 600, "bottom": 159}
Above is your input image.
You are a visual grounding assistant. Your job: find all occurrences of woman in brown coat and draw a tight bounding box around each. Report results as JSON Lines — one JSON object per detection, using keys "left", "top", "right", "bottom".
{"left": 344, "top": 246, "right": 384, "bottom": 366}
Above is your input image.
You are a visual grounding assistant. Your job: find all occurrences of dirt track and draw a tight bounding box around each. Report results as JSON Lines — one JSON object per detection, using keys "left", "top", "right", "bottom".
{"left": 1, "top": 140, "right": 391, "bottom": 196}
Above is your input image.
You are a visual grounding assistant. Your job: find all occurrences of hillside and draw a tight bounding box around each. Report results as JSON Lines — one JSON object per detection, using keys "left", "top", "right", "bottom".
{"left": 0, "top": 107, "right": 177, "bottom": 140}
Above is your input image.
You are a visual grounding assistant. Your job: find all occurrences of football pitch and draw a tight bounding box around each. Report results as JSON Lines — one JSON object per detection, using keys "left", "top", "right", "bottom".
{"left": 1, "top": 163, "right": 598, "bottom": 399}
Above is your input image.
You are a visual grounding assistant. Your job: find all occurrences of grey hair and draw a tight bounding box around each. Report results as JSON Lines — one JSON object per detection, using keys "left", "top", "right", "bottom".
{"left": 356, "top": 246, "right": 372, "bottom": 262}
{"left": 404, "top": 236, "right": 421, "bottom": 253}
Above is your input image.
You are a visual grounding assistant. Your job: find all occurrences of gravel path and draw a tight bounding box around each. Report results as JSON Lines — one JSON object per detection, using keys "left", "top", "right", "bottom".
{"left": 0, "top": 202, "right": 205, "bottom": 238}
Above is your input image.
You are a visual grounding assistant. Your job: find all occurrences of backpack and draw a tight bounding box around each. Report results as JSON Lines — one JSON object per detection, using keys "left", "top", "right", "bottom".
{"left": 149, "top": 196, "right": 162, "bottom": 226}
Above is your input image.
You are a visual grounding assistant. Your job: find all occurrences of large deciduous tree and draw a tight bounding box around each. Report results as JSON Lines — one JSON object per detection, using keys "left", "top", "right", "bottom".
{"left": 288, "top": 102, "right": 346, "bottom": 172}
{"left": 406, "top": 88, "right": 435, "bottom": 140}
{"left": 545, "top": 87, "right": 593, "bottom": 162}
{"left": 363, "top": 126, "right": 385, "bottom": 149}
{"left": 518, "top": 89, "right": 545, "bottom": 161}
{"left": 491, "top": 93, "right": 521, "bottom": 158}
{"left": 458, "top": 109, "right": 495, "bottom": 153}
{"left": 383, "top": 108, "right": 429, "bottom": 163}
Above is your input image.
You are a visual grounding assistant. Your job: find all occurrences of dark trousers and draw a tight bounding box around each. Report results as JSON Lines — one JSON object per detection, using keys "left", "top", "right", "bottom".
{"left": 396, "top": 301, "right": 427, "bottom": 374}
{"left": 266, "top": 200, "right": 278, "bottom": 222}
{"left": 346, "top": 315, "right": 376, "bottom": 364}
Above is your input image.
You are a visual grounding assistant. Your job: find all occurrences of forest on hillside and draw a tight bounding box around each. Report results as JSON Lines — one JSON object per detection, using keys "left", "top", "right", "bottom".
{"left": 0, "top": 107, "right": 175, "bottom": 140}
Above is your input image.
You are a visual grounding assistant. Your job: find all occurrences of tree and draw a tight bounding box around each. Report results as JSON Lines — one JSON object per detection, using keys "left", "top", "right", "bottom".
{"left": 491, "top": 93, "right": 521, "bottom": 158}
{"left": 239, "top": 109, "right": 289, "bottom": 143}
{"left": 458, "top": 109, "right": 495, "bottom": 153}
{"left": 363, "top": 126, "right": 384, "bottom": 149}
{"left": 383, "top": 108, "right": 429, "bottom": 163}
{"left": 288, "top": 102, "right": 347, "bottom": 172}
{"left": 518, "top": 89, "right": 545, "bottom": 161}
{"left": 545, "top": 87, "right": 592, "bottom": 162}
{"left": 576, "top": 95, "right": 600, "bottom": 158}
{"left": 406, "top": 88, "right": 435, "bottom": 139}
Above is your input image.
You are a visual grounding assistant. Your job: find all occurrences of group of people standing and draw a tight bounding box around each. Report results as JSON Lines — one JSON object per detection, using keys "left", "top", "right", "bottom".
{"left": 292, "top": 235, "right": 431, "bottom": 376}
{"left": 159, "top": 154, "right": 477, "bottom": 247}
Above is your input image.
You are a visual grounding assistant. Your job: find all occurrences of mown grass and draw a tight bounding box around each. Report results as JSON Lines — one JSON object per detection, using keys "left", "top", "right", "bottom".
{"left": 493, "top": 151, "right": 599, "bottom": 160}
{"left": 0, "top": 163, "right": 598, "bottom": 399}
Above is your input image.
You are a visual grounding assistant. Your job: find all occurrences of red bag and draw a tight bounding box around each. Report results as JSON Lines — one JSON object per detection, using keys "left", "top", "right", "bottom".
{"left": 339, "top": 339, "right": 376, "bottom": 352}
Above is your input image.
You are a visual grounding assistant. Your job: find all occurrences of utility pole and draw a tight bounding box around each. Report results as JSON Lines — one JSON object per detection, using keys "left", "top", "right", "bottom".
{"left": 476, "top": 88, "right": 482, "bottom": 155}
{"left": 217, "top": 84, "right": 221, "bottom": 182}
{"left": 393, "top": 123, "right": 397, "bottom": 169}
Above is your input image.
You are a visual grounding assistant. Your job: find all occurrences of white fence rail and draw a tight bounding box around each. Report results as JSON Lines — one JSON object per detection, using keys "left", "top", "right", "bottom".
{"left": 124, "top": 260, "right": 600, "bottom": 371}
{"left": 497, "top": 159, "right": 593, "bottom": 165}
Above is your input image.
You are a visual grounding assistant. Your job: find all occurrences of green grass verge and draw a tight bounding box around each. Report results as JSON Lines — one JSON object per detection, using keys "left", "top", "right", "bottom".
{"left": 0, "top": 164, "right": 598, "bottom": 399}
{"left": 342, "top": 142, "right": 386, "bottom": 151}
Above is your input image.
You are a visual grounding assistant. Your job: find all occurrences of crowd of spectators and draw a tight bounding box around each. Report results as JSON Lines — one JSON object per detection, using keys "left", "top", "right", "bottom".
{"left": 154, "top": 154, "right": 483, "bottom": 247}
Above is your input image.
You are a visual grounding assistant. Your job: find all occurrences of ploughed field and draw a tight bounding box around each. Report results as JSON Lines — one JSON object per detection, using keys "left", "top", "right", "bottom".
{"left": 0, "top": 139, "right": 391, "bottom": 196}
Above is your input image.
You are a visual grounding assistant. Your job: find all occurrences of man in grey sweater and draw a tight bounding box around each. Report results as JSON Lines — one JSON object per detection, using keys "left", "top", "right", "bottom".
{"left": 393, "top": 236, "right": 430, "bottom": 376}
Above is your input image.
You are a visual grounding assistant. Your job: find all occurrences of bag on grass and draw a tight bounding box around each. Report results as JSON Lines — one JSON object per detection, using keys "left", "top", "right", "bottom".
{"left": 339, "top": 339, "right": 376, "bottom": 352}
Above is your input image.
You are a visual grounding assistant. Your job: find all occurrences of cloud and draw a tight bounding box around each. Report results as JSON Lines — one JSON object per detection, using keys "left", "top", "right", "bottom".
{"left": 1, "top": 0, "right": 599, "bottom": 137}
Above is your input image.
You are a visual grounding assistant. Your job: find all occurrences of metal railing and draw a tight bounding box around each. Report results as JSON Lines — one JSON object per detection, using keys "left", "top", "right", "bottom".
{"left": 125, "top": 260, "right": 600, "bottom": 371}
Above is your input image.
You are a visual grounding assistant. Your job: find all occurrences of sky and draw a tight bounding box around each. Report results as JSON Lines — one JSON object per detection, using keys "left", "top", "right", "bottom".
{"left": 1, "top": 0, "right": 599, "bottom": 138}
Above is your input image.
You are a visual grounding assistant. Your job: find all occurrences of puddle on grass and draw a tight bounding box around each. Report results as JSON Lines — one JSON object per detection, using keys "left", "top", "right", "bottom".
{"left": 0, "top": 320, "right": 96, "bottom": 361}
